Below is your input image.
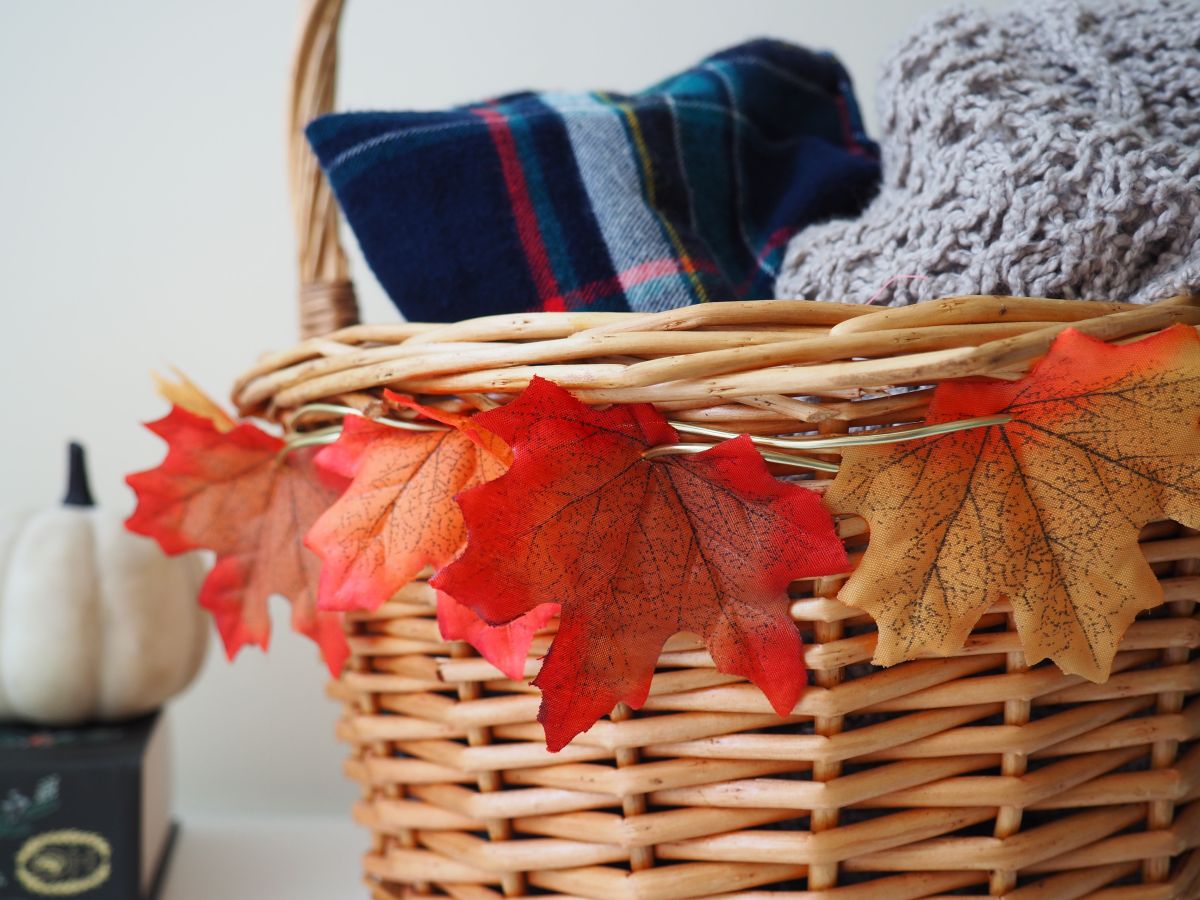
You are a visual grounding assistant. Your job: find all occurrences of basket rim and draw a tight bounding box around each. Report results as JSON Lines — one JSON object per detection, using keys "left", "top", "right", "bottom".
{"left": 233, "top": 293, "right": 1200, "bottom": 425}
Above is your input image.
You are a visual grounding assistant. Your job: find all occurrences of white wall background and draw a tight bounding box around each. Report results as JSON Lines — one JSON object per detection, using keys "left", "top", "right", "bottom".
{"left": 0, "top": 0, "right": 1007, "bottom": 822}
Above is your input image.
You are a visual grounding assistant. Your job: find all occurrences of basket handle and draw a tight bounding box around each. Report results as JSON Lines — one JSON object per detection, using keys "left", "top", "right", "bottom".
{"left": 288, "top": 0, "right": 359, "bottom": 338}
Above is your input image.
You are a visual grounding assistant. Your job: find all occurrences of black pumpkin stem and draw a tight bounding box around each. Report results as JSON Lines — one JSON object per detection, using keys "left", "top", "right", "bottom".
{"left": 63, "top": 442, "right": 95, "bottom": 508}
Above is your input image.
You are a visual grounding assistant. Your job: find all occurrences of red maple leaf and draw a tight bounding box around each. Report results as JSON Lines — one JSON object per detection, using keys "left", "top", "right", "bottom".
{"left": 433, "top": 377, "right": 848, "bottom": 750}
{"left": 126, "top": 407, "right": 348, "bottom": 675}
{"left": 436, "top": 591, "right": 560, "bottom": 680}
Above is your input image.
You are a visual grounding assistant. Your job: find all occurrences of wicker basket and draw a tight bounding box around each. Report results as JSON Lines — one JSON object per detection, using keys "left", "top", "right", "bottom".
{"left": 241, "top": 2, "right": 1200, "bottom": 896}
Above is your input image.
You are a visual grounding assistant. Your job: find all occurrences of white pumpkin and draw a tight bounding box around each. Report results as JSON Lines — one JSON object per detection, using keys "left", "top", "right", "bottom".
{"left": 0, "top": 443, "right": 208, "bottom": 724}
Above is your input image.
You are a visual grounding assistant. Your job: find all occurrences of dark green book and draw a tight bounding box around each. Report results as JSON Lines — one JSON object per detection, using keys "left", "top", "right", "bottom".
{"left": 0, "top": 712, "right": 175, "bottom": 899}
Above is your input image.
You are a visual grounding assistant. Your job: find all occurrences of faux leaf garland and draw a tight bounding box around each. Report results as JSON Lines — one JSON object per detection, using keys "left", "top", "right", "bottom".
{"left": 433, "top": 376, "right": 849, "bottom": 751}
{"left": 126, "top": 407, "right": 349, "bottom": 675}
{"left": 826, "top": 324, "right": 1200, "bottom": 680}
{"left": 125, "top": 318, "right": 1200, "bottom": 750}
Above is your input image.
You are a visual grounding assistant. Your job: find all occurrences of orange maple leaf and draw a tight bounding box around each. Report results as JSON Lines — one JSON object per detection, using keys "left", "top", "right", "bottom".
{"left": 305, "top": 397, "right": 510, "bottom": 612}
{"left": 826, "top": 324, "right": 1200, "bottom": 680}
{"left": 126, "top": 408, "right": 348, "bottom": 675}
{"left": 306, "top": 398, "right": 557, "bottom": 677}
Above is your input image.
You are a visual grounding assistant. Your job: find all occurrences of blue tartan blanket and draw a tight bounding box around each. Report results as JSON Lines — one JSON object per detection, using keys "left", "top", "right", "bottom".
{"left": 307, "top": 39, "right": 880, "bottom": 321}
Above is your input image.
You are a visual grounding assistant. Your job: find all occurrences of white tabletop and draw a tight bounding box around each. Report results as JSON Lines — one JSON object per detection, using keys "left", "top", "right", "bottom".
{"left": 161, "top": 814, "right": 367, "bottom": 900}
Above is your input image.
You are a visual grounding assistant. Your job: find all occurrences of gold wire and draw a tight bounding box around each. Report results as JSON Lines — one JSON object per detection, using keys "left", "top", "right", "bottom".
{"left": 672, "top": 414, "right": 1011, "bottom": 450}
{"left": 642, "top": 444, "right": 840, "bottom": 472}
{"left": 281, "top": 403, "right": 1011, "bottom": 473}
{"left": 290, "top": 403, "right": 447, "bottom": 432}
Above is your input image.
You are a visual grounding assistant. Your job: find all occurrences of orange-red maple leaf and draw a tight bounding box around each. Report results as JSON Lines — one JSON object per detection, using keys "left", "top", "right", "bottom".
{"left": 433, "top": 377, "right": 848, "bottom": 750}
{"left": 826, "top": 324, "right": 1200, "bottom": 680}
{"left": 305, "top": 398, "right": 510, "bottom": 612}
{"left": 306, "top": 398, "right": 556, "bottom": 675}
{"left": 126, "top": 407, "right": 348, "bottom": 675}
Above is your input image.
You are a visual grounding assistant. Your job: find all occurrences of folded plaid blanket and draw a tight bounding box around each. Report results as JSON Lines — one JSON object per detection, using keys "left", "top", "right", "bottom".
{"left": 308, "top": 39, "right": 880, "bottom": 321}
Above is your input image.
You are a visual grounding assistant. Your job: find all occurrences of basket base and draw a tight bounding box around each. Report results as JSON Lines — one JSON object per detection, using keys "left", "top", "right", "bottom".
{"left": 334, "top": 523, "right": 1200, "bottom": 899}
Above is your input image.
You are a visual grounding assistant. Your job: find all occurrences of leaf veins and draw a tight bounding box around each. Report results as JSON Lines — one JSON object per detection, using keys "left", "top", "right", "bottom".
{"left": 433, "top": 377, "right": 848, "bottom": 750}
{"left": 126, "top": 407, "right": 348, "bottom": 675}
{"left": 826, "top": 324, "right": 1200, "bottom": 680}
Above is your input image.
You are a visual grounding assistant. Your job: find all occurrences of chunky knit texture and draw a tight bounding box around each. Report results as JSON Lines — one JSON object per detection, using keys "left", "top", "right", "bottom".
{"left": 777, "top": 0, "right": 1200, "bottom": 306}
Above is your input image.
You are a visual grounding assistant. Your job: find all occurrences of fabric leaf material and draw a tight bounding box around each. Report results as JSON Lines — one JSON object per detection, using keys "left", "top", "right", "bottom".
{"left": 826, "top": 324, "right": 1200, "bottom": 681}
{"left": 436, "top": 590, "right": 560, "bottom": 681}
{"left": 305, "top": 397, "right": 556, "bottom": 677}
{"left": 125, "top": 408, "right": 348, "bottom": 675}
{"left": 433, "top": 376, "right": 848, "bottom": 751}
{"left": 305, "top": 399, "right": 510, "bottom": 612}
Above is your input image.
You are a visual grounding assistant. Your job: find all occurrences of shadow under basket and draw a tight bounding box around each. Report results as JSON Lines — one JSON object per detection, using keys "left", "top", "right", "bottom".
{"left": 249, "top": 2, "right": 1200, "bottom": 895}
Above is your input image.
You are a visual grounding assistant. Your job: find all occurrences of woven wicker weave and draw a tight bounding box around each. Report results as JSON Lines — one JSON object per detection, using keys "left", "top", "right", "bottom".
{"left": 238, "top": 2, "right": 1200, "bottom": 896}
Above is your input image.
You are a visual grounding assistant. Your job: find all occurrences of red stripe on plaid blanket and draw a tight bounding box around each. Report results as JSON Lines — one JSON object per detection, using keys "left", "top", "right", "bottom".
{"left": 834, "top": 93, "right": 872, "bottom": 159}
{"left": 475, "top": 106, "right": 566, "bottom": 312}
{"left": 561, "top": 258, "right": 720, "bottom": 307}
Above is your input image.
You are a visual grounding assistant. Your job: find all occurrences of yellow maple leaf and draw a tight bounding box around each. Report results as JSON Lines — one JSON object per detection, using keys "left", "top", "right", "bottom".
{"left": 826, "top": 324, "right": 1200, "bottom": 681}
{"left": 152, "top": 368, "right": 235, "bottom": 433}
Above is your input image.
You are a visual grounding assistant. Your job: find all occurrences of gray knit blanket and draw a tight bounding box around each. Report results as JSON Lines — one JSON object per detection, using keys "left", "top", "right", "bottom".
{"left": 776, "top": 0, "right": 1200, "bottom": 306}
